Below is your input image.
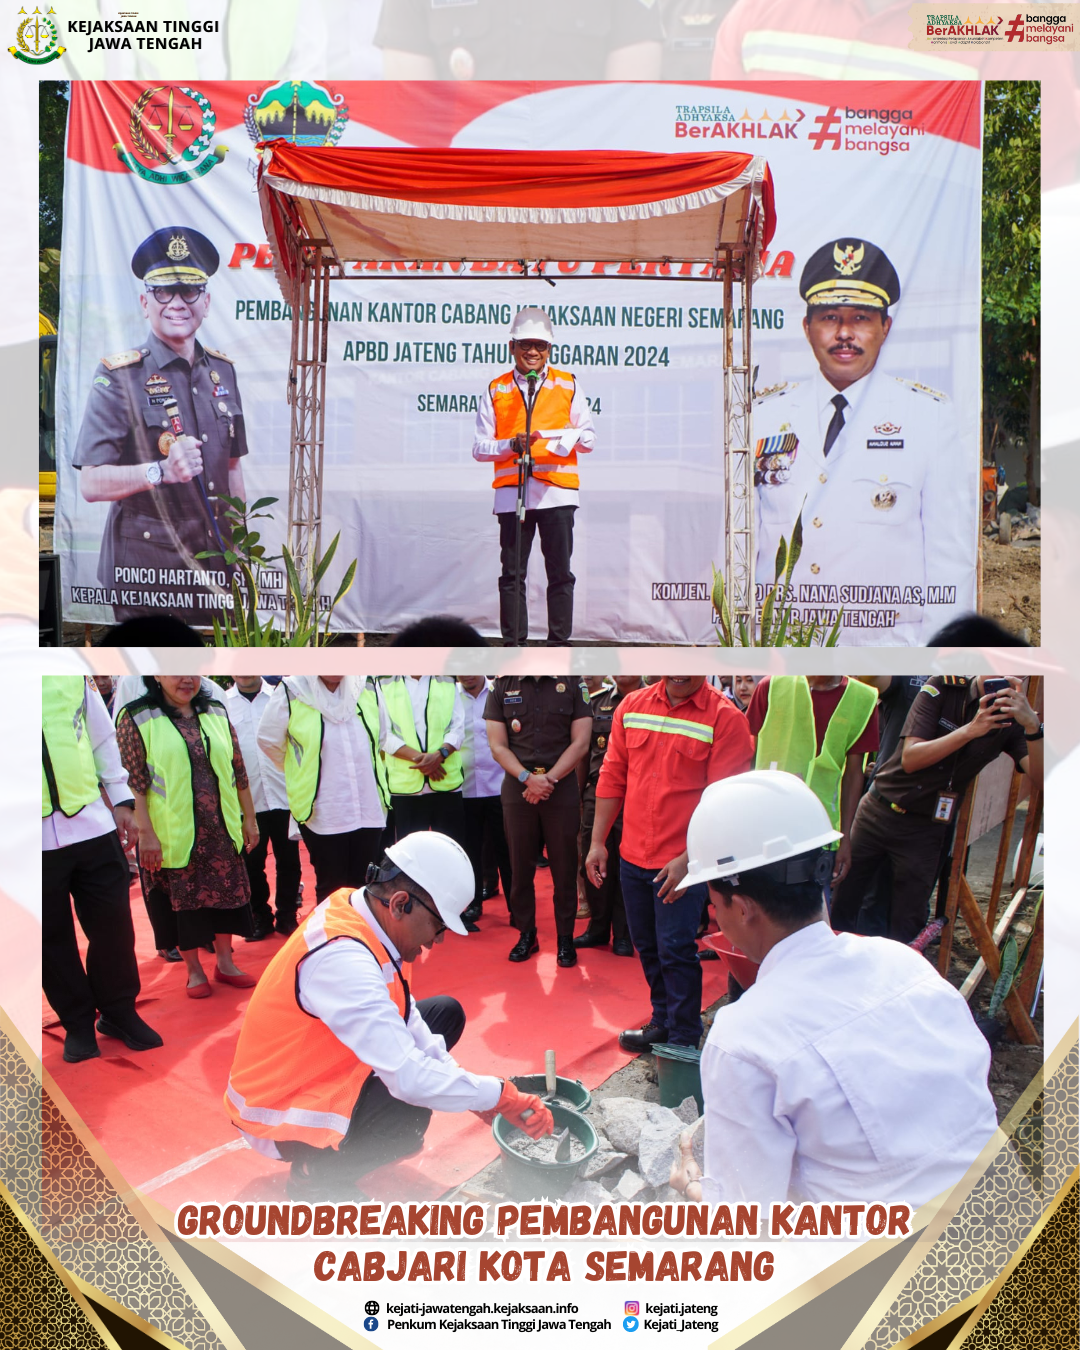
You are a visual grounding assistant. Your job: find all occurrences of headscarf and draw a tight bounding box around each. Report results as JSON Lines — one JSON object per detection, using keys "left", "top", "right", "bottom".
{"left": 285, "top": 675, "right": 364, "bottom": 723}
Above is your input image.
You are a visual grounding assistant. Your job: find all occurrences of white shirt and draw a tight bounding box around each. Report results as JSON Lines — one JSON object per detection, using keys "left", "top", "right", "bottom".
{"left": 459, "top": 681, "right": 504, "bottom": 799}
{"left": 257, "top": 679, "right": 387, "bottom": 834}
{"left": 224, "top": 681, "right": 289, "bottom": 814}
{"left": 700, "top": 922, "right": 998, "bottom": 1209}
{"left": 472, "top": 363, "right": 596, "bottom": 514}
{"left": 243, "top": 890, "right": 502, "bottom": 1159}
{"left": 753, "top": 364, "right": 971, "bottom": 645}
{"left": 378, "top": 677, "right": 466, "bottom": 797}
{"left": 42, "top": 682, "right": 131, "bottom": 852}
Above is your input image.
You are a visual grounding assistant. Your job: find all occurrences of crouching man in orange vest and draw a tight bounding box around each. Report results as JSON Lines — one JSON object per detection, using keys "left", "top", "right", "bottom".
{"left": 473, "top": 307, "right": 596, "bottom": 645}
{"left": 224, "top": 832, "right": 553, "bottom": 1197}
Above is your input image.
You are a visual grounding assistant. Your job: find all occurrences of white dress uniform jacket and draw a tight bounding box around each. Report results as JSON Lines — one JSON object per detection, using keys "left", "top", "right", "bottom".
{"left": 699, "top": 922, "right": 998, "bottom": 1208}
{"left": 753, "top": 366, "right": 974, "bottom": 646}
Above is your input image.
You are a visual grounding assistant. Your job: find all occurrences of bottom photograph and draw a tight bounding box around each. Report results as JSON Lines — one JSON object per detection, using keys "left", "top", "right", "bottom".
{"left": 29, "top": 670, "right": 1065, "bottom": 1350}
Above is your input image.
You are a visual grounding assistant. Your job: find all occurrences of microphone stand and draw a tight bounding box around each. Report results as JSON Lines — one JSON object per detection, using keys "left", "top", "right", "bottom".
{"left": 513, "top": 369, "right": 540, "bottom": 646}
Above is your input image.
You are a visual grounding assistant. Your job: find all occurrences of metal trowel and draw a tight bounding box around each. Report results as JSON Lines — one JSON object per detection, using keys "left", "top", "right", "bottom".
{"left": 552, "top": 1128, "right": 572, "bottom": 1162}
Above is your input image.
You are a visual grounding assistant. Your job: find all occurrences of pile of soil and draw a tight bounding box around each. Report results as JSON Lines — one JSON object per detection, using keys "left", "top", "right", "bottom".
{"left": 981, "top": 538, "right": 1041, "bottom": 645}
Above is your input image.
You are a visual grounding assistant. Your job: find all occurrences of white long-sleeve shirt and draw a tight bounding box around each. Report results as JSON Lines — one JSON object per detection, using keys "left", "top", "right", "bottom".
{"left": 42, "top": 681, "right": 131, "bottom": 852}
{"left": 700, "top": 922, "right": 998, "bottom": 1209}
{"left": 224, "top": 680, "right": 289, "bottom": 814}
{"left": 378, "top": 677, "right": 465, "bottom": 797}
{"left": 243, "top": 890, "right": 501, "bottom": 1158}
{"left": 256, "top": 679, "right": 387, "bottom": 835}
{"left": 472, "top": 363, "right": 596, "bottom": 514}
{"left": 459, "top": 681, "right": 504, "bottom": 799}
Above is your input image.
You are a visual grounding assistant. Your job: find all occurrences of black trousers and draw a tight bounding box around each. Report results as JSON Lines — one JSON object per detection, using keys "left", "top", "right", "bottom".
{"left": 245, "top": 808, "right": 303, "bottom": 925}
{"left": 389, "top": 791, "right": 467, "bottom": 851}
{"left": 299, "top": 825, "right": 384, "bottom": 903}
{"left": 497, "top": 504, "right": 576, "bottom": 645}
{"left": 42, "top": 832, "right": 141, "bottom": 1033}
{"left": 464, "top": 794, "right": 512, "bottom": 906}
{"left": 830, "top": 792, "right": 950, "bottom": 944}
{"left": 501, "top": 775, "right": 580, "bottom": 937}
{"left": 578, "top": 813, "right": 629, "bottom": 944}
{"left": 278, "top": 995, "right": 466, "bottom": 1182}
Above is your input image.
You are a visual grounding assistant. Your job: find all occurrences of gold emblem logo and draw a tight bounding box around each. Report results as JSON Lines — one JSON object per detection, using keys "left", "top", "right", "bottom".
{"left": 167, "top": 234, "right": 191, "bottom": 261}
{"left": 874, "top": 421, "right": 901, "bottom": 435}
{"left": 872, "top": 489, "right": 898, "bottom": 511}
{"left": 833, "top": 242, "right": 865, "bottom": 276}
{"left": 10, "top": 6, "right": 65, "bottom": 63}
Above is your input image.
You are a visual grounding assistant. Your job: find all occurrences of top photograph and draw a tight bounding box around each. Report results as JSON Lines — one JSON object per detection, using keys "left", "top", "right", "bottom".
{"left": 38, "top": 76, "right": 1040, "bottom": 648}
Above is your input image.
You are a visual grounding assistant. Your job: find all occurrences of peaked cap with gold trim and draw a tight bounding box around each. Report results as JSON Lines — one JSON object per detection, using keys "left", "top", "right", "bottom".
{"left": 131, "top": 226, "right": 219, "bottom": 287}
{"left": 800, "top": 237, "right": 900, "bottom": 311}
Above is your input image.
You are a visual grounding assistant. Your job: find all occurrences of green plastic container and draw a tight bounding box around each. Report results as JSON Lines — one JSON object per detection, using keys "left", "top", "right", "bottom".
{"left": 493, "top": 1104, "right": 598, "bottom": 1201}
{"left": 509, "top": 1074, "right": 592, "bottom": 1111}
{"left": 653, "top": 1043, "right": 703, "bottom": 1114}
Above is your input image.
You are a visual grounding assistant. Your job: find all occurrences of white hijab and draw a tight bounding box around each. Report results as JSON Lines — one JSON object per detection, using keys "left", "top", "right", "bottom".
{"left": 287, "top": 675, "right": 364, "bottom": 723}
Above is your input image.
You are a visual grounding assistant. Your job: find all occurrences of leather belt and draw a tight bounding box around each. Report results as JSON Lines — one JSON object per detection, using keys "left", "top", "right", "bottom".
{"left": 533, "top": 766, "right": 548, "bottom": 775}
{"left": 870, "top": 782, "right": 907, "bottom": 815}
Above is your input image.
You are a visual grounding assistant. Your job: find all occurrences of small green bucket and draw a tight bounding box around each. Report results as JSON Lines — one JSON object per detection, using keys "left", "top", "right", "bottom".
{"left": 509, "top": 1074, "right": 592, "bottom": 1111}
{"left": 493, "top": 1104, "right": 598, "bottom": 1201}
{"left": 652, "top": 1043, "right": 703, "bottom": 1114}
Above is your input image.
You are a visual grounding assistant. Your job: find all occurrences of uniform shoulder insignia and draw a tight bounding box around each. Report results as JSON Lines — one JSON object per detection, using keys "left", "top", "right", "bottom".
{"left": 919, "top": 682, "right": 940, "bottom": 697}
{"left": 202, "top": 346, "right": 235, "bottom": 363}
{"left": 100, "top": 349, "right": 144, "bottom": 371}
{"left": 894, "top": 376, "right": 949, "bottom": 403}
{"left": 754, "top": 380, "right": 795, "bottom": 402}
{"left": 940, "top": 675, "right": 968, "bottom": 686}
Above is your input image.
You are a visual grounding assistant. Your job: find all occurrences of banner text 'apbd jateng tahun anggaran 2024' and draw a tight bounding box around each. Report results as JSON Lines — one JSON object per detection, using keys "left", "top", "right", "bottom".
{"left": 54, "top": 80, "right": 981, "bottom": 644}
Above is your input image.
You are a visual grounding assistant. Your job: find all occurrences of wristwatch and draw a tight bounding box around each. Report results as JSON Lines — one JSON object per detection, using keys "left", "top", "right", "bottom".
{"left": 438, "top": 745, "right": 452, "bottom": 761}
{"left": 517, "top": 769, "right": 531, "bottom": 783}
{"left": 1024, "top": 722, "right": 1044, "bottom": 741}
{"left": 144, "top": 461, "right": 163, "bottom": 487}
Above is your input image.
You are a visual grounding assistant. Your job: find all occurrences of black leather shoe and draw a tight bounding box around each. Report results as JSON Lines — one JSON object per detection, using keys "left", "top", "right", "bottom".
{"left": 556, "top": 938, "right": 577, "bottom": 968}
{"left": 618, "top": 1022, "right": 668, "bottom": 1053}
{"left": 464, "top": 919, "right": 480, "bottom": 934}
{"left": 96, "top": 1013, "right": 163, "bottom": 1051}
{"left": 246, "top": 920, "right": 275, "bottom": 942}
{"left": 508, "top": 929, "right": 539, "bottom": 962}
{"left": 158, "top": 947, "right": 182, "bottom": 962}
{"left": 536, "top": 854, "right": 550, "bottom": 869}
{"left": 63, "top": 1027, "right": 101, "bottom": 1063}
{"left": 274, "top": 914, "right": 299, "bottom": 937}
{"left": 572, "top": 929, "right": 610, "bottom": 949}
{"left": 481, "top": 883, "right": 498, "bottom": 901}
{"left": 612, "top": 937, "right": 635, "bottom": 957}
{"left": 698, "top": 947, "right": 720, "bottom": 961}
{"left": 462, "top": 900, "right": 483, "bottom": 924}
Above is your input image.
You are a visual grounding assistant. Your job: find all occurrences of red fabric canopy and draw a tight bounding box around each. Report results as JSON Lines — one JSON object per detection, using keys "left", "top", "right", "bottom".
{"left": 257, "top": 144, "right": 775, "bottom": 281}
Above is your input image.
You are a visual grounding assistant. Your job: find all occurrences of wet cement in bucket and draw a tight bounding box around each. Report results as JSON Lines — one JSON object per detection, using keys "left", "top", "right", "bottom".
{"left": 503, "top": 1126, "right": 589, "bottom": 1163}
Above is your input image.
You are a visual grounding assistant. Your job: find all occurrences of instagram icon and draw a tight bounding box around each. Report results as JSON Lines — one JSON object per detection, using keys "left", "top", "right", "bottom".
{"left": 624, "top": 1302, "right": 639, "bottom": 1316}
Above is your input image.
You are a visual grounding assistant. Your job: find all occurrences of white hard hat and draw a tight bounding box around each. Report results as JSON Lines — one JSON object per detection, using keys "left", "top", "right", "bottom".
{"left": 510, "top": 306, "right": 554, "bottom": 343}
{"left": 384, "top": 832, "right": 475, "bottom": 935}
{"left": 676, "top": 770, "right": 843, "bottom": 891}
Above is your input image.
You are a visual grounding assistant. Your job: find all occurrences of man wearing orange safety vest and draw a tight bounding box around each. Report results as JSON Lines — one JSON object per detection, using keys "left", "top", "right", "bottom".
{"left": 224, "top": 832, "right": 554, "bottom": 1198}
{"left": 473, "top": 307, "right": 596, "bottom": 645}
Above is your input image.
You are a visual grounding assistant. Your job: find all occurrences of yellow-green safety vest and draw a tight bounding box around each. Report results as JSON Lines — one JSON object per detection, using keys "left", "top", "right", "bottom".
{"left": 379, "top": 676, "right": 464, "bottom": 795}
{"left": 125, "top": 698, "right": 244, "bottom": 868}
{"left": 283, "top": 680, "right": 390, "bottom": 823}
{"left": 755, "top": 677, "right": 878, "bottom": 832}
{"left": 42, "top": 676, "right": 100, "bottom": 818}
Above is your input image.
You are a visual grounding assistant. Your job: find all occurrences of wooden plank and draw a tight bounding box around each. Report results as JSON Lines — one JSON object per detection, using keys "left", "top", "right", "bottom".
{"left": 938, "top": 781, "right": 976, "bottom": 978}
{"left": 957, "top": 886, "right": 1027, "bottom": 1002}
{"left": 1013, "top": 894, "right": 1044, "bottom": 1016}
{"left": 1013, "top": 783, "right": 1043, "bottom": 892}
{"left": 956, "top": 877, "right": 1039, "bottom": 1044}
{"left": 986, "top": 772, "right": 1023, "bottom": 933}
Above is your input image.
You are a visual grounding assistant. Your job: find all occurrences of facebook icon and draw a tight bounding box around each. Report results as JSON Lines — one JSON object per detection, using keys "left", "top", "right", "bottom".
{"left": 364, "top": 1317, "right": 379, "bottom": 1332}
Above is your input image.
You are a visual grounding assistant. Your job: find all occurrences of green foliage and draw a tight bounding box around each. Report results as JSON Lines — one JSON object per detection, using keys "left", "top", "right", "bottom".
{"left": 988, "top": 888, "right": 1042, "bottom": 1021}
{"left": 39, "top": 82, "right": 68, "bottom": 252}
{"left": 982, "top": 81, "right": 1040, "bottom": 458}
{"left": 196, "top": 496, "right": 358, "bottom": 646}
{"left": 712, "top": 505, "right": 842, "bottom": 647}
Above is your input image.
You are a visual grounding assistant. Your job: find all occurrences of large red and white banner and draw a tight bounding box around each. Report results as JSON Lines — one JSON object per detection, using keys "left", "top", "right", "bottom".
{"left": 55, "top": 80, "right": 981, "bottom": 644}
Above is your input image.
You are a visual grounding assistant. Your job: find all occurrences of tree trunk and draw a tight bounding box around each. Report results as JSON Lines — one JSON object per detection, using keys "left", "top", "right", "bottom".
{"left": 1026, "top": 356, "right": 1040, "bottom": 507}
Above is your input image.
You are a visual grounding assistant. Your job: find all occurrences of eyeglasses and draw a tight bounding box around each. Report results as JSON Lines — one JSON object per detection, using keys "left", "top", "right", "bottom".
{"left": 146, "top": 285, "right": 207, "bottom": 305}
{"left": 407, "top": 892, "right": 446, "bottom": 938}
{"left": 513, "top": 340, "right": 550, "bottom": 352}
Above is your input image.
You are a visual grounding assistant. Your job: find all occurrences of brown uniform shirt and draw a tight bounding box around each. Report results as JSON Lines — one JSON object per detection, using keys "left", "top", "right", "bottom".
{"left": 871, "top": 676, "right": 1028, "bottom": 816}
{"left": 484, "top": 676, "right": 590, "bottom": 773}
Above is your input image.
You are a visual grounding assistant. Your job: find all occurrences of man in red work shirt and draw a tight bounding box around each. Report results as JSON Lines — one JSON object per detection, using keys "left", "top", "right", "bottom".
{"left": 586, "top": 677, "right": 754, "bottom": 1052}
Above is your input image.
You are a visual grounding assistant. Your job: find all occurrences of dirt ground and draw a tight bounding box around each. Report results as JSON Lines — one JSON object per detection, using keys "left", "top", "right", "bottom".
{"left": 980, "top": 537, "right": 1041, "bottom": 645}
{"left": 462, "top": 808, "right": 1042, "bottom": 1199}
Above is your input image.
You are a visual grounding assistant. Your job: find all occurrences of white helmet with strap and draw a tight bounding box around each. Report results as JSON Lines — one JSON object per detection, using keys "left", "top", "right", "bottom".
{"left": 510, "top": 306, "right": 554, "bottom": 343}
{"left": 676, "top": 769, "right": 842, "bottom": 891}
{"left": 381, "top": 832, "right": 475, "bottom": 935}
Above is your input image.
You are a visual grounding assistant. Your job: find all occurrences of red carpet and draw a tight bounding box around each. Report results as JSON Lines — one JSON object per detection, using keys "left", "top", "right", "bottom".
{"left": 43, "top": 848, "right": 726, "bottom": 1208}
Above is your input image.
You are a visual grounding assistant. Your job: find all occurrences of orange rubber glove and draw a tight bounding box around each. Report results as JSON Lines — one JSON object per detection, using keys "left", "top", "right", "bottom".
{"left": 474, "top": 1080, "right": 554, "bottom": 1138}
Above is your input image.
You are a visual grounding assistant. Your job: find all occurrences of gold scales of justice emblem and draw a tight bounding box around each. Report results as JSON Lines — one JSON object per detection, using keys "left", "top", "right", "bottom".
{"left": 9, "top": 6, "right": 66, "bottom": 63}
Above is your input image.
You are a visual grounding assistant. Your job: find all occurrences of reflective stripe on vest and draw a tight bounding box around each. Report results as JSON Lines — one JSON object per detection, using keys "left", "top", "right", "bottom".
{"left": 741, "top": 29, "right": 976, "bottom": 80}
{"left": 358, "top": 682, "right": 391, "bottom": 813}
{"left": 755, "top": 677, "right": 878, "bottom": 831}
{"left": 380, "top": 677, "right": 464, "bottom": 795}
{"left": 282, "top": 690, "right": 324, "bottom": 824}
{"left": 490, "top": 367, "right": 578, "bottom": 490}
{"left": 128, "top": 700, "right": 244, "bottom": 868}
{"left": 622, "top": 711, "right": 715, "bottom": 746}
{"left": 42, "top": 677, "right": 99, "bottom": 818}
{"left": 224, "top": 888, "right": 407, "bottom": 1149}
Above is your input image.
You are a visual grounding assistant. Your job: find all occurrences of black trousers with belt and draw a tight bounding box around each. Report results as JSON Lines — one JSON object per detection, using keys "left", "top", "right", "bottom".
{"left": 42, "top": 831, "right": 141, "bottom": 1033}
{"left": 497, "top": 504, "right": 576, "bottom": 645}
{"left": 278, "top": 995, "right": 466, "bottom": 1187}
{"left": 501, "top": 773, "right": 580, "bottom": 937}
{"left": 830, "top": 790, "right": 950, "bottom": 944}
